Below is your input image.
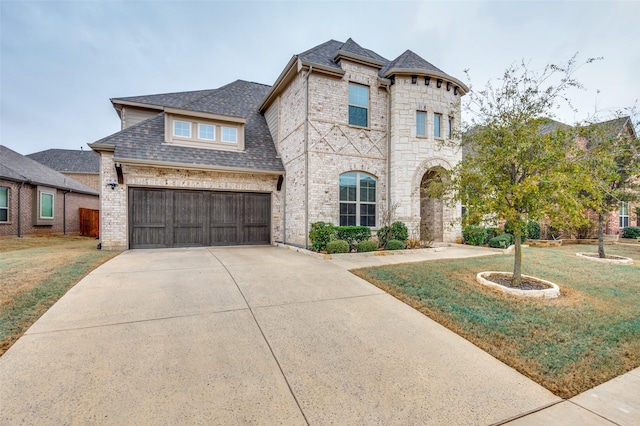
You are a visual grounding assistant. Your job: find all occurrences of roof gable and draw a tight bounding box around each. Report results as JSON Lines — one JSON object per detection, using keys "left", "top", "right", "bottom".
{"left": 0, "top": 145, "right": 98, "bottom": 194}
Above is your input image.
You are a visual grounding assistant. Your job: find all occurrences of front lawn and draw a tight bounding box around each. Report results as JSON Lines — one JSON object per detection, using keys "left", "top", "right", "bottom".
{"left": 0, "top": 236, "right": 119, "bottom": 356}
{"left": 352, "top": 244, "right": 640, "bottom": 398}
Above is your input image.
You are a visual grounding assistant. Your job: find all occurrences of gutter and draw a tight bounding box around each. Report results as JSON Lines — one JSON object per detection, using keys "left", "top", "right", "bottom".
{"left": 112, "top": 157, "right": 284, "bottom": 176}
{"left": 63, "top": 190, "right": 71, "bottom": 235}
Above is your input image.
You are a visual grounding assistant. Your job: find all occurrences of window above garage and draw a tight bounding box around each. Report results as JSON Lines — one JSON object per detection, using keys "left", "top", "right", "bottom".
{"left": 164, "top": 108, "right": 246, "bottom": 152}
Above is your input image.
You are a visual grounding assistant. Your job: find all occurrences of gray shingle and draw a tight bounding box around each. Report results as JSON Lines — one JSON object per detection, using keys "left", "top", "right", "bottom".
{"left": 380, "top": 49, "right": 446, "bottom": 76}
{"left": 92, "top": 81, "right": 284, "bottom": 173}
{"left": 112, "top": 89, "right": 218, "bottom": 109}
{"left": 0, "top": 146, "right": 98, "bottom": 194}
{"left": 27, "top": 149, "right": 100, "bottom": 173}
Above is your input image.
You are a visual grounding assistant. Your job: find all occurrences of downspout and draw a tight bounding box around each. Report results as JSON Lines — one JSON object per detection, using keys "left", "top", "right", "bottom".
{"left": 63, "top": 190, "right": 71, "bottom": 235}
{"left": 386, "top": 83, "right": 392, "bottom": 222}
{"left": 304, "top": 65, "right": 313, "bottom": 248}
{"left": 17, "top": 182, "right": 24, "bottom": 237}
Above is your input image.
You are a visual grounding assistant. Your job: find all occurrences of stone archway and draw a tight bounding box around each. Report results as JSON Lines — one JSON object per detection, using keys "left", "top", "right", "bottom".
{"left": 420, "top": 168, "right": 445, "bottom": 242}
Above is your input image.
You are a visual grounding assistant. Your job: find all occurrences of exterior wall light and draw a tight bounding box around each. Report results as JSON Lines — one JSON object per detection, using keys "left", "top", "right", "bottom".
{"left": 107, "top": 182, "right": 118, "bottom": 190}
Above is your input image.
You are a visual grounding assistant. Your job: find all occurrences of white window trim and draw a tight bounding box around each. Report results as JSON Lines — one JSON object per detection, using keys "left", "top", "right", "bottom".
{"left": 39, "top": 191, "right": 54, "bottom": 219}
{"left": 198, "top": 123, "right": 216, "bottom": 141}
{"left": 221, "top": 127, "right": 238, "bottom": 143}
{"left": 434, "top": 113, "right": 442, "bottom": 139}
{"left": 348, "top": 83, "right": 370, "bottom": 128}
{"left": 620, "top": 201, "right": 629, "bottom": 228}
{"left": 173, "top": 120, "right": 192, "bottom": 138}
{"left": 416, "top": 111, "right": 427, "bottom": 137}
{"left": 165, "top": 114, "right": 245, "bottom": 152}
{"left": 339, "top": 171, "right": 377, "bottom": 227}
{"left": 0, "top": 187, "right": 8, "bottom": 223}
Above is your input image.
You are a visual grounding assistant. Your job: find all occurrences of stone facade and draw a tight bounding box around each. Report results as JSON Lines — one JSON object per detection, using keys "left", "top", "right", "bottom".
{"left": 98, "top": 152, "right": 282, "bottom": 250}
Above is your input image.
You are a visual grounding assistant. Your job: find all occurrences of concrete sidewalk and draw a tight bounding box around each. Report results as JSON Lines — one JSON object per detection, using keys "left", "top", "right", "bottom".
{"left": 0, "top": 245, "right": 637, "bottom": 424}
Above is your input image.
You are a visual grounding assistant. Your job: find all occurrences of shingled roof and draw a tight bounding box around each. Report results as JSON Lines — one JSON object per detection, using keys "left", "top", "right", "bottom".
{"left": 92, "top": 80, "right": 284, "bottom": 173}
{"left": 27, "top": 149, "right": 100, "bottom": 173}
{"left": 0, "top": 146, "right": 98, "bottom": 195}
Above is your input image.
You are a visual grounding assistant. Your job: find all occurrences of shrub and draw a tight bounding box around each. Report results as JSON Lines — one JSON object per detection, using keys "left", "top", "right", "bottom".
{"left": 405, "top": 238, "right": 422, "bottom": 249}
{"left": 326, "top": 240, "right": 349, "bottom": 254}
{"left": 335, "top": 226, "right": 371, "bottom": 251}
{"left": 622, "top": 226, "right": 640, "bottom": 239}
{"left": 462, "top": 225, "right": 487, "bottom": 246}
{"left": 486, "top": 227, "right": 503, "bottom": 242}
{"left": 309, "top": 222, "right": 336, "bottom": 252}
{"left": 357, "top": 240, "right": 378, "bottom": 252}
{"left": 386, "top": 239, "right": 405, "bottom": 250}
{"left": 377, "top": 221, "right": 408, "bottom": 248}
{"left": 488, "top": 234, "right": 514, "bottom": 249}
{"left": 504, "top": 220, "right": 527, "bottom": 242}
{"left": 526, "top": 221, "right": 541, "bottom": 240}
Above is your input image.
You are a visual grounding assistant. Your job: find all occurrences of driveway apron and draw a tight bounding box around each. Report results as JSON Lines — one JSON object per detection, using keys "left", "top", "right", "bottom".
{"left": 1, "top": 246, "right": 561, "bottom": 425}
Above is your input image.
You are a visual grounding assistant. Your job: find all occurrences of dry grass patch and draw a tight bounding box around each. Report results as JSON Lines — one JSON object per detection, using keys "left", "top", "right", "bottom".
{"left": 0, "top": 236, "right": 119, "bottom": 355}
{"left": 353, "top": 244, "right": 640, "bottom": 398}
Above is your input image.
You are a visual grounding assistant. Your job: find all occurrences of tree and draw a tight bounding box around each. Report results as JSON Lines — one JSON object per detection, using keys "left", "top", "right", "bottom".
{"left": 577, "top": 114, "right": 640, "bottom": 258}
{"left": 437, "top": 56, "right": 597, "bottom": 287}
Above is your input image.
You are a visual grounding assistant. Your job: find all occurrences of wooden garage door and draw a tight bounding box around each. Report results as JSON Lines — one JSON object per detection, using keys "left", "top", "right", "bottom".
{"left": 129, "top": 188, "right": 271, "bottom": 249}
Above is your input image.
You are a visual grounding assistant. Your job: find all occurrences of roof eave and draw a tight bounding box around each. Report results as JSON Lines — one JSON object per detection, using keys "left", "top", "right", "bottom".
{"left": 89, "top": 142, "right": 116, "bottom": 153}
{"left": 113, "top": 157, "right": 285, "bottom": 176}
{"left": 332, "top": 50, "right": 385, "bottom": 69}
{"left": 384, "top": 68, "right": 469, "bottom": 94}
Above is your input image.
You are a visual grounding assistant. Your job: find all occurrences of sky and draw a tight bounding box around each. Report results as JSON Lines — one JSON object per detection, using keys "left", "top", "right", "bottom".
{"left": 1, "top": 0, "right": 639, "bottom": 155}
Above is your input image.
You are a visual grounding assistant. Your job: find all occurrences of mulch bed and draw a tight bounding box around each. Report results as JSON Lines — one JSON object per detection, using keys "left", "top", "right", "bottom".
{"left": 579, "top": 253, "right": 628, "bottom": 260}
{"left": 484, "top": 275, "right": 551, "bottom": 290}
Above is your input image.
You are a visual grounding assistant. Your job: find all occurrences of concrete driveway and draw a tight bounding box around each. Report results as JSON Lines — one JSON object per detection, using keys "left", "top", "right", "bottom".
{"left": 0, "top": 246, "right": 570, "bottom": 424}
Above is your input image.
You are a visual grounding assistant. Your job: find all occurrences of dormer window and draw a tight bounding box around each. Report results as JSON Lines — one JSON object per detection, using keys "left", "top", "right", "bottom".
{"left": 174, "top": 120, "right": 191, "bottom": 138}
{"left": 198, "top": 124, "right": 215, "bottom": 141}
{"left": 222, "top": 127, "right": 237, "bottom": 143}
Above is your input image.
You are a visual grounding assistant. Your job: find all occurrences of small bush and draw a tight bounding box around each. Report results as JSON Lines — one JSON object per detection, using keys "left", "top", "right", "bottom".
{"left": 327, "top": 240, "right": 349, "bottom": 254}
{"left": 357, "top": 240, "right": 378, "bottom": 252}
{"left": 504, "top": 220, "right": 527, "bottom": 242}
{"left": 526, "top": 221, "right": 541, "bottom": 240}
{"left": 386, "top": 239, "right": 405, "bottom": 250}
{"left": 377, "top": 221, "right": 408, "bottom": 248}
{"left": 309, "top": 221, "right": 336, "bottom": 252}
{"left": 488, "top": 234, "right": 514, "bottom": 249}
{"left": 405, "top": 238, "right": 422, "bottom": 249}
{"left": 622, "top": 226, "right": 640, "bottom": 239}
{"left": 462, "top": 225, "right": 487, "bottom": 246}
{"left": 335, "top": 226, "right": 371, "bottom": 251}
{"left": 486, "top": 227, "right": 503, "bottom": 242}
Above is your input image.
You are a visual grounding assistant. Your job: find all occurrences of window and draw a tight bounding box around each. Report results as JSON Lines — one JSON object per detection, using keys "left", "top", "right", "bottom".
{"left": 416, "top": 111, "right": 426, "bottom": 137}
{"left": 173, "top": 120, "right": 191, "bottom": 138}
{"left": 339, "top": 172, "right": 376, "bottom": 227}
{"left": 448, "top": 116, "right": 453, "bottom": 138}
{"left": 40, "top": 191, "right": 54, "bottom": 219}
{"left": 222, "top": 127, "right": 237, "bottom": 143}
{"left": 620, "top": 202, "right": 629, "bottom": 228}
{"left": 198, "top": 124, "right": 215, "bottom": 140}
{"left": 434, "top": 113, "right": 442, "bottom": 138}
{"left": 348, "top": 83, "right": 369, "bottom": 127}
{"left": 0, "top": 187, "right": 8, "bottom": 222}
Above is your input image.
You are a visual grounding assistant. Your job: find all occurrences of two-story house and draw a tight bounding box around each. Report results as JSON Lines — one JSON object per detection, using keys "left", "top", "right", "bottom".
{"left": 90, "top": 38, "right": 467, "bottom": 250}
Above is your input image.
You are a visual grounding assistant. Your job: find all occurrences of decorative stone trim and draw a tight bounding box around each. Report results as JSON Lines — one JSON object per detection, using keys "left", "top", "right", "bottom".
{"left": 576, "top": 253, "right": 633, "bottom": 265}
{"left": 476, "top": 272, "right": 560, "bottom": 299}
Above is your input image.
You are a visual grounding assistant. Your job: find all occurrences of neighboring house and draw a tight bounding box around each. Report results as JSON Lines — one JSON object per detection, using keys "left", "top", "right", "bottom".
{"left": 27, "top": 149, "right": 101, "bottom": 192}
{"left": 0, "top": 145, "right": 99, "bottom": 237}
{"left": 90, "top": 38, "right": 468, "bottom": 250}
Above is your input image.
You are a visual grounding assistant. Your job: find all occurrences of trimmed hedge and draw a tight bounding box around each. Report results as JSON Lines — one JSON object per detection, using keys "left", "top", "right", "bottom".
{"left": 309, "top": 221, "right": 336, "bottom": 251}
{"left": 335, "top": 226, "right": 371, "bottom": 251}
{"left": 357, "top": 240, "right": 378, "bottom": 252}
{"left": 622, "top": 226, "right": 640, "bottom": 239}
{"left": 327, "top": 240, "right": 350, "bottom": 254}
{"left": 486, "top": 227, "right": 503, "bottom": 242}
{"left": 489, "top": 233, "right": 514, "bottom": 249}
{"left": 377, "top": 221, "right": 408, "bottom": 248}
{"left": 462, "top": 225, "right": 487, "bottom": 246}
{"left": 526, "top": 221, "right": 541, "bottom": 240}
{"left": 386, "top": 239, "right": 405, "bottom": 250}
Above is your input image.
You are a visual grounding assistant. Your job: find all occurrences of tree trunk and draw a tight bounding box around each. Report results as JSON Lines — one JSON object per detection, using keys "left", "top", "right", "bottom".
{"left": 598, "top": 213, "right": 605, "bottom": 258}
{"left": 512, "top": 231, "right": 522, "bottom": 287}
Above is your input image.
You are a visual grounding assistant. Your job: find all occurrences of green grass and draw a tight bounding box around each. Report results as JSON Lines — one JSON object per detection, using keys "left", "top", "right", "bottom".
{"left": 353, "top": 244, "right": 640, "bottom": 398}
{"left": 0, "top": 237, "right": 119, "bottom": 355}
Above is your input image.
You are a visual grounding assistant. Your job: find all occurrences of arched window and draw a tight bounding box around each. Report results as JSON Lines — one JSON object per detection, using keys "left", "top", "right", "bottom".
{"left": 339, "top": 172, "right": 376, "bottom": 227}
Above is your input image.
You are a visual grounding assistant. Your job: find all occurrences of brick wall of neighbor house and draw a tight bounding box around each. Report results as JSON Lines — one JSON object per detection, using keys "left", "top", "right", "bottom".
{"left": 0, "top": 179, "right": 98, "bottom": 237}
{"left": 270, "top": 71, "right": 308, "bottom": 246}
{"left": 306, "top": 63, "right": 388, "bottom": 230}
{"left": 389, "top": 75, "right": 463, "bottom": 242}
{"left": 62, "top": 172, "right": 100, "bottom": 193}
{"left": 98, "top": 153, "right": 283, "bottom": 250}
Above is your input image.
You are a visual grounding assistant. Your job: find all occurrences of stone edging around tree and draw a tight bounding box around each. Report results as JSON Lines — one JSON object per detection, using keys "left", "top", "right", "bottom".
{"left": 476, "top": 272, "right": 560, "bottom": 299}
{"left": 575, "top": 253, "right": 633, "bottom": 265}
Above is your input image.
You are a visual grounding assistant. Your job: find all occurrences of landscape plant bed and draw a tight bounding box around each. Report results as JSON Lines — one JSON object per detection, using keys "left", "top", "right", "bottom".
{"left": 352, "top": 244, "right": 640, "bottom": 398}
{"left": 0, "top": 236, "right": 119, "bottom": 356}
{"left": 576, "top": 252, "right": 632, "bottom": 264}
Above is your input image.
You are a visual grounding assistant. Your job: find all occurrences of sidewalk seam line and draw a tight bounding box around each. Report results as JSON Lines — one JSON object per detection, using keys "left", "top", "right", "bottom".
{"left": 566, "top": 400, "right": 621, "bottom": 425}
{"left": 488, "top": 399, "right": 564, "bottom": 425}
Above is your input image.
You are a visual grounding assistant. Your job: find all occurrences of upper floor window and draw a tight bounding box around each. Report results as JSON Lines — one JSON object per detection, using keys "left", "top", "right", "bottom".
{"left": 416, "top": 111, "right": 426, "bottom": 137}
{"left": 174, "top": 120, "right": 191, "bottom": 138}
{"left": 339, "top": 171, "right": 376, "bottom": 227}
{"left": 222, "top": 127, "right": 237, "bottom": 143}
{"left": 0, "top": 187, "right": 8, "bottom": 222}
{"left": 620, "top": 202, "right": 629, "bottom": 228}
{"left": 348, "top": 83, "right": 369, "bottom": 127}
{"left": 434, "top": 113, "right": 442, "bottom": 138}
{"left": 198, "top": 124, "right": 215, "bottom": 141}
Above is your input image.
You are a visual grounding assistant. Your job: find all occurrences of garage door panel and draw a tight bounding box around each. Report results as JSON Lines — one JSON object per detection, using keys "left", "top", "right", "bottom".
{"left": 129, "top": 188, "right": 270, "bottom": 249}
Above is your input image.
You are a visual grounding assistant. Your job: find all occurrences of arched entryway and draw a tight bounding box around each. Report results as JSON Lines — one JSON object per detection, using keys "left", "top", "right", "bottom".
{"left": 420, "top": 168, "right": 445, "bottom": 242}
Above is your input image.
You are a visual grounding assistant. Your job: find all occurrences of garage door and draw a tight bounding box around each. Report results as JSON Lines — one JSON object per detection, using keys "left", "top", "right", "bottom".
{"left": 129, "top": 188, "right": 271, "bottom": 249}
